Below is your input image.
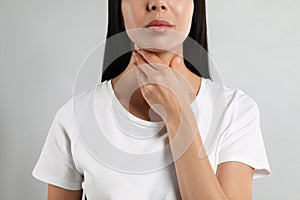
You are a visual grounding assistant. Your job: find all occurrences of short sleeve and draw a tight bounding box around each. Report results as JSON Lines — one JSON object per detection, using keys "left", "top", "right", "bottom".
{"left": 32, "top": 104, "right": 83, "bottom": 190}
{"left": 217, "top": 90, "right": 271, "bottom": 179}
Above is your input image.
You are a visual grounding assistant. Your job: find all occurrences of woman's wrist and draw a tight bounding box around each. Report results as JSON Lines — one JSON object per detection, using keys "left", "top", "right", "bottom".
{"left": 165, "top": 105, "right": 196, "bottom": 137}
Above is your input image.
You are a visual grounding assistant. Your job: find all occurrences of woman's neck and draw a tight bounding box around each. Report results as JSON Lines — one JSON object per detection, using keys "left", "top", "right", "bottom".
{"left": 111, "top": 48, "right": 201, "bottom": 122}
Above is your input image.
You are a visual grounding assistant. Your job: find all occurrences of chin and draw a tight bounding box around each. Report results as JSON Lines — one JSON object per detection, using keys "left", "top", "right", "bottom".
{"left": 140, "top": 47, "right": 166, "bottom": 53}
{"left": 127, "top": 28, "right": 187, "bottom": 53}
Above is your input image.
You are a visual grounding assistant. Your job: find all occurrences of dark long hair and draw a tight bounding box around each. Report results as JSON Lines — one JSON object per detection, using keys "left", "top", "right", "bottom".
{"left": 101, "top": 0, "right": 210, "bottom": 82}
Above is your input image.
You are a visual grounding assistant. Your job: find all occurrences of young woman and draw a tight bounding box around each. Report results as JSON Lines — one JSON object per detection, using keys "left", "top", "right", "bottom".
{"left": 33, "top": 0, "right": 271, "bottom": 199}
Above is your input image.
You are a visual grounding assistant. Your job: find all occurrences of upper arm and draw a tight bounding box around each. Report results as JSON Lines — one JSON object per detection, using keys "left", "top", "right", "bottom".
{"left": 32, "top": 103, "right": 83, "bottom": 192}
{"left": 48, "top": 184, "right": 83, "bottom": 200}
{"left": 216, "top": 161, "right": 254, "bottom": 200}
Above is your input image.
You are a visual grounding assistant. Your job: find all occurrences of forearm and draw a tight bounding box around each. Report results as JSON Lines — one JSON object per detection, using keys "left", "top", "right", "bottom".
{"left": 166, "top": 109, "right": 229, "bottom": 200}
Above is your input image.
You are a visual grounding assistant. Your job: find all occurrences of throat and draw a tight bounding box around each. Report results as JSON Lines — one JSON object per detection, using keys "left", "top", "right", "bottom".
{"left": 128, "top": 91, "right": 163, "bottom": 122}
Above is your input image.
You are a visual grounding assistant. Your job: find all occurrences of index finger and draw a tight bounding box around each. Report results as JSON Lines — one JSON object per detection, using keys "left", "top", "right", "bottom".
{"left": 136, "top": 49, "right": 170, "bottom": 71}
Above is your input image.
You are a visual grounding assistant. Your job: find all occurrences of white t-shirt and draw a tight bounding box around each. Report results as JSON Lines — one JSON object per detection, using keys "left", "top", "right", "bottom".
{"left": 32, "top": 78, "right": 271, "bottom": 199}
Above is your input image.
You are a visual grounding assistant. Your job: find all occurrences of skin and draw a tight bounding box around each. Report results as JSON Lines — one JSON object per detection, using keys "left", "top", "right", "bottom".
{"left": 48, "top": 184, "right": 82, "bottom": 200}
{"left": 130, "top": 49, "right": 254, "bottom": 200}
{"left": 48, "top": 0, "right": 254, "bottom": 199}
{"left": 119, "top": 0, "right": 255, "bottom": 199}
{"left": 115, "top": 0, "right": 199, "bottom": 122}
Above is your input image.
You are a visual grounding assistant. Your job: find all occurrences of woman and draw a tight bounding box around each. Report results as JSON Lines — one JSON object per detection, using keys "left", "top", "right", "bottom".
{"left": 33, "top": 0, "right": 271, "bottom": 199}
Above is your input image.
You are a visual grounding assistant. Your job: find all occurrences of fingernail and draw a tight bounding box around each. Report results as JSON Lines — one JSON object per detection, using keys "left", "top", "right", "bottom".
{"left": 177, "top": 56, "right": 181, "bottom": 64}
{"left": 132, "top": 51, "right": 136, "bottom": 56}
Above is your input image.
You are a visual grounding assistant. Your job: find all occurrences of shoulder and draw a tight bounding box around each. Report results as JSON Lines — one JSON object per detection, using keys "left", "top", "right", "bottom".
{"left": 54, "top": 81, "right": 110, "bottom": 133}
{"left": 204, "top": 78, "right": 259, "bottom": 113}
{"left": 53, "top": 89, "right": 95, "bottom": 134}
{"left": 203, "top": 78, "right": 260, "bottom": 128}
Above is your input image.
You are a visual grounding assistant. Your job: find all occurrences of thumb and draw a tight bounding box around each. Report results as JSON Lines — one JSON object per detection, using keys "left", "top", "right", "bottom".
{"left": 170, "top": 55, "right": 183, "bottom": 71}
{"left": 170, "top": 56, "right": 189, "bottom": 81}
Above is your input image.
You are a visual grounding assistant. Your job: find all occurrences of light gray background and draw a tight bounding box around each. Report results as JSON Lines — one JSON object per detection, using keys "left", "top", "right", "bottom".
{"left": 0, "top": 0, "right": 299, "bottom": 199}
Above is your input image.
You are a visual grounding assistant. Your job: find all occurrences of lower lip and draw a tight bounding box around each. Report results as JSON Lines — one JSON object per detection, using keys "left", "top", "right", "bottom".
{"left": 145, "top": 26, "right": 173, "bottom": 33}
